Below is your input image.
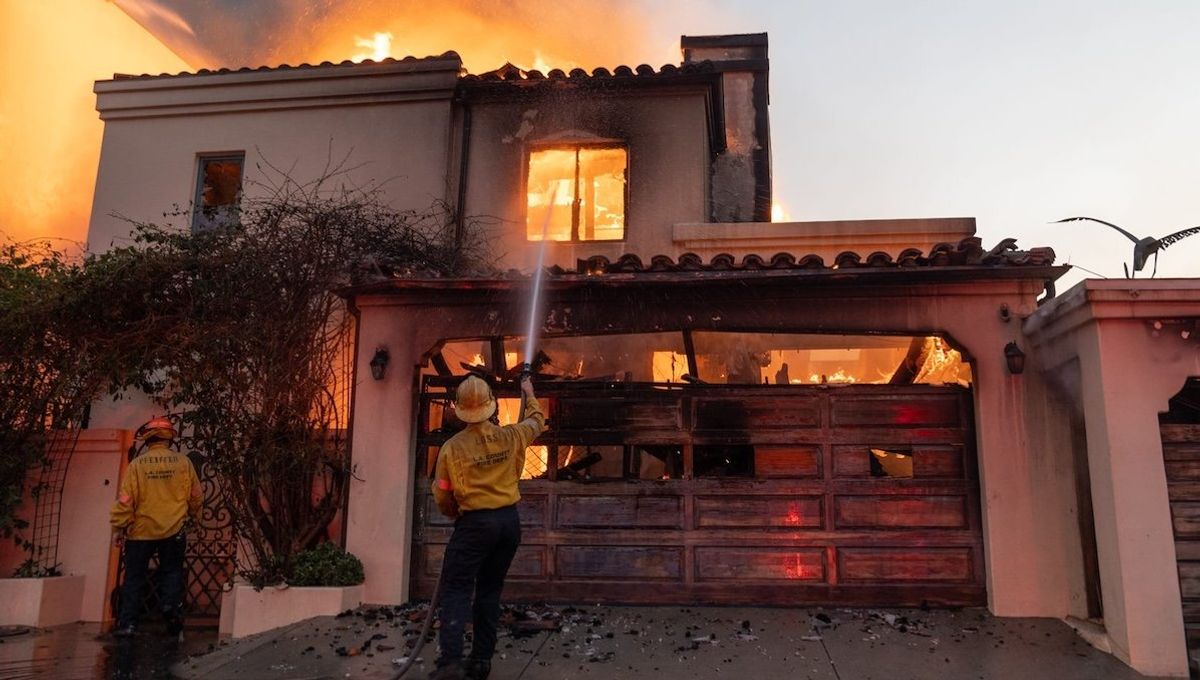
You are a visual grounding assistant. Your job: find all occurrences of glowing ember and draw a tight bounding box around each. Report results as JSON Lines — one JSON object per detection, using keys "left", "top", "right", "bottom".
{"left": 351, "top": 32, "right": 394, "bottom": 62}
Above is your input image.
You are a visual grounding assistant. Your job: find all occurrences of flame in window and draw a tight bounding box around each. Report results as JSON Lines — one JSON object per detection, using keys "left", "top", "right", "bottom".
{"left": 527, "top": 147, "right": 626, "bottom": 241}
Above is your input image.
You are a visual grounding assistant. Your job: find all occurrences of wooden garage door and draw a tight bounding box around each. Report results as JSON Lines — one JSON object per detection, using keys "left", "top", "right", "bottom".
{"left": 411, "top": 382, "right": 985, "bottom": 607}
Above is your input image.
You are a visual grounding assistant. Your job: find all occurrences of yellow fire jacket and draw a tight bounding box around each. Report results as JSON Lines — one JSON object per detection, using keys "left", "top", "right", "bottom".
{"left": 432, "top": 397, "right": 545, "bottom": 518}
{"left": 110, "top": 443, "right": 203, "bottom": 540}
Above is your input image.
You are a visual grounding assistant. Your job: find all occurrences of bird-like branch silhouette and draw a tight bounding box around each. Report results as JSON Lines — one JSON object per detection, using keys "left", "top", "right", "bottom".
{"left": 1053, "top": 217, "right": 1200, "bottom": 278}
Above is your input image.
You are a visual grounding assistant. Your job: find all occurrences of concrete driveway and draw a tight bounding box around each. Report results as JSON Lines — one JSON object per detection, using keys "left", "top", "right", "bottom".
{"left": 171, "top": 605, "right": 1169, "bottom": 680}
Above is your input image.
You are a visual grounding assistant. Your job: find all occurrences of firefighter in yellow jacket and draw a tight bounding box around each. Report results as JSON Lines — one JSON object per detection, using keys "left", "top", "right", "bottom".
{"left": 110, "top": 417, "right": 202, "bottom": 637}
{"left": 429, "top": 375, "right": 545, "bottom": 680}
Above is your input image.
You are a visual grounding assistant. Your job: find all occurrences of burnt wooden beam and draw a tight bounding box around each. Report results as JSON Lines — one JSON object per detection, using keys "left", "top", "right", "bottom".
{"left": 489, "top": 337, "right": 507, "bottom": 373}
{"left": 683, "top": 329, "right": 699, "bottom": 377}
{"left": 430, "top": 352, "right": 452, "bottom": 376}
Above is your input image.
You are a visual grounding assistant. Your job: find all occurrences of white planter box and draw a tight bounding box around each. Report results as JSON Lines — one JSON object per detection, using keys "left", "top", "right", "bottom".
{"left": 0, "top": 575, "right": 85, "bottom": 627}
{"left": 218, "top": 583, "right": 364, "bottom": 638}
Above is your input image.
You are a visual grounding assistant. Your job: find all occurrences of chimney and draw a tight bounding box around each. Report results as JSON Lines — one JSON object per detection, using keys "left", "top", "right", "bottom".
{"left": 681, "top": 33, "right": 771, "bottom": 223}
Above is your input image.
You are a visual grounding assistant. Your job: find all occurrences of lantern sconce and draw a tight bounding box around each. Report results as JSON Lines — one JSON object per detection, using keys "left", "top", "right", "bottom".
{"left": 370, "top": 346, "right": 390, "bottom": 381}
{"left": 1004, "top": 342, "right": 1025, "bottom": 375}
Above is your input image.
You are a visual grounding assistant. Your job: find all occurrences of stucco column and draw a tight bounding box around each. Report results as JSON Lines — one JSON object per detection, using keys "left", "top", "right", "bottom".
{"left": 1077, "top": 321, "right": 1189, "bottom": 676}
{"left": 345, "top": 303, "right": 419, "bottom": 604}
{"left": 970, "top": 338, "right": 1073, "bottom": 617}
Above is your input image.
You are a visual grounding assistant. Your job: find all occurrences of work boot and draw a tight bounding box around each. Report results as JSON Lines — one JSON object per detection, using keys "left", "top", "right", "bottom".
{"left": 164, "top": 610, "right": 184, "bottom": 637}
{"left": 464, "top": 657, "right": 491, "bottom": 680}
{"left": 427, "top": 659, "right": 466, "bottom": 680}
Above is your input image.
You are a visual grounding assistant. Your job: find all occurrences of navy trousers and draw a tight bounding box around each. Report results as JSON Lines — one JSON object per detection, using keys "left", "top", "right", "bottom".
{"left": 437, "top": 505, "right": 521, "bottom": 663}
{"left": 117, "top": 532, "right": 186, "bottom": 628}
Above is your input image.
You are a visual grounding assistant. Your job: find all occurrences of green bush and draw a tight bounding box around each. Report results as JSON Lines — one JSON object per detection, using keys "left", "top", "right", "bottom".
{"left": 288, "top": 542, "right": 364, "bottom": 587}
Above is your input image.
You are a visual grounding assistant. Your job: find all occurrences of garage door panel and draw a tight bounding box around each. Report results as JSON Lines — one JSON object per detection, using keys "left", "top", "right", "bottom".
{"left": 1172, "top": 503, "right": 1200, "bottom": 539}
{"left": 557, "top": 495, "right": 683, "bottom": 529}
{"left": 833, "top": 445, "right": 964, "bottom": 479}
{"left": 424, "top": 493, "right": 548, "bottom": 528}
{"left": 423, "top": 544, "right": 547, "bottom": 578}
{"left": 753, "top": 445, "right": 822, "bottom": 478}
{"left": 556, "top": 398, "right": 682, "bottom": 433}
{"left": 1178, "top": 562, "right": 1200, "bottom": 599}
{"left": 695, "top": 546, "right": 825, "bottom": 581}
{"left": 831, "top": 394, "right": 964, "bottom": 428}
{"left": 519, "top": 495, "right": 549, "bottom": 527}
{"left": 557, "top": 546, "right": 682, "bottom": 580}
{"left": 838, "top": 547, "right": 975, "bottom": 583}
{"left": 828, "top": 427, "right": 968, "bottom": 446}
{"left": 695, "top": 495, "right": 823, "bottom": 529}
{"left": 834, "top": 496, "right": 969, "bottom": 529}
{"left": 694, "top": 397, "right": 821, "bottom": 431}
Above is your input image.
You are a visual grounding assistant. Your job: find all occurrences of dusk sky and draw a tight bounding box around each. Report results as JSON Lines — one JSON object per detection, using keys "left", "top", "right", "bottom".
{"left": 5, "top": 0, "right": 1198, "bottom": 286}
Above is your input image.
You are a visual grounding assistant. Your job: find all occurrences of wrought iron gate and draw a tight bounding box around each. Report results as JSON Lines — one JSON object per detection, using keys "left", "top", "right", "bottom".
{"left": 110, "top": 451, "right": 236, "bottom": 625}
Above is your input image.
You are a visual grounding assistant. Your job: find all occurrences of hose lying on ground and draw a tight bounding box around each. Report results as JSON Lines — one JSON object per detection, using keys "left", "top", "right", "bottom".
{"left": 390, "top": 570, "right": 443, "bottom": 679}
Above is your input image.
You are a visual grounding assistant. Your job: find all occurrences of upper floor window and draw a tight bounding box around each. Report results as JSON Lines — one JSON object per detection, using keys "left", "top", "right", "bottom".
{"left": 192, "top": 153, "right": 244, "bottom": 231}
{"left": 526, "top": 146, "right": 626, "bottom": 242}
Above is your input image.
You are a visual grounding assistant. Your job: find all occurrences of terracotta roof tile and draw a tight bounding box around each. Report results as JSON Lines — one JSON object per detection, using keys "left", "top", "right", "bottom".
{"left": 110, "top": 51, "right": 463, "bottom": 81}
{"left": 545, "top": 237, "right": 1056, "bottom": 277}
{"left": 459, "top": 60, "right": 716, "bottom": 85}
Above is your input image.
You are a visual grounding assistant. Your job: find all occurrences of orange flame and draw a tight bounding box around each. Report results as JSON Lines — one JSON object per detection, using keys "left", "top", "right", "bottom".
{"left": 351, "top": 32, "right": 395, "bottom": 62}
{"left": 0, "top": 0, "right": 191, "bottom": 246}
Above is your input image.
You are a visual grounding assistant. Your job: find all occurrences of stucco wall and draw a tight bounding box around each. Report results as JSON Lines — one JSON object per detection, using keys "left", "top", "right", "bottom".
{"left": 0, "top": 430, "right": 126, "bottom": 622}
{"left": 462, "top": 92, "right": 711, "bottom": 271}
{"left": 87, "top": 62, "right": 460, "bottom": 252}
{"left": 1025, "top": 279, "right": 1200, "bottom": 677}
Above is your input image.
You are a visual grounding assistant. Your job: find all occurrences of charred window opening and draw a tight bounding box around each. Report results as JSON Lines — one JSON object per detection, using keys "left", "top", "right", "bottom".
{"left": 695, "top": 445, "right": 755, "bottom": 478}
{"left": 557, "top": 445, "right": 624, "bottom": 480}
{"left": 192, "top": 153, "right": 244, "bottom": 231}
{"left": 417, "top": 331, "right": 973, "bottom": 486}
{"left": 691, "top": 332, "right": 972, "bottom": 387}
{"left": 869, "top": 448, "right": 914, "bottom": 479}
{"left": 527, "top": 146, "right": 626, "bottom": 242}
{"left": 510, "top": 332, "right": 686, "bottom": 382}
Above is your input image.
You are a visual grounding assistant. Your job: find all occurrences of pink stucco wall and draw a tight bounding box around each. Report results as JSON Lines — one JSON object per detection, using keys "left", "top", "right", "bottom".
{"left": 0, "top": 430, "right": 127, "bottom": 623}
{"left": 1027, "top": 279, "right": 1200, "bottom": 677}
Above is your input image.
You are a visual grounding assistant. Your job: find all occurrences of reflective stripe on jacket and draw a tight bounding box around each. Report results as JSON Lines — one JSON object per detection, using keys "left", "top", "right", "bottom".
{"left": 432, "top": 397, "right": 545, "bottom": 518}
{"left": 110, "top": 443, "right": 203, "bottom": 540}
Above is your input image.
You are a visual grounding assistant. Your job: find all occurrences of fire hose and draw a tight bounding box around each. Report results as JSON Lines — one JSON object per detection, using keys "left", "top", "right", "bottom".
{"left": 389, "top": 569, "right": 443, "bottom": 679}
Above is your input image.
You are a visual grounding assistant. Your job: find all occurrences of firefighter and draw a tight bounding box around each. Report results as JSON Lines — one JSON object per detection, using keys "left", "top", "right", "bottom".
{"left": 110, "top": 417, "right": 202, "bottom": 637}
{"left": 430, "top": 375, "right": 545, "bottom": 680}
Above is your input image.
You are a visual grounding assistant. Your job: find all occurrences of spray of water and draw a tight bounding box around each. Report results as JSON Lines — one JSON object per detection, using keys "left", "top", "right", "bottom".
{"left": 522, "top": 183, "right": 561, "bottom": 372}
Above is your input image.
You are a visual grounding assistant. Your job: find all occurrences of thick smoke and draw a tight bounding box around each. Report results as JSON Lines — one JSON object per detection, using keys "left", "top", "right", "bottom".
{"left": 149, "top": 0, "right": 673, "bottom": 73}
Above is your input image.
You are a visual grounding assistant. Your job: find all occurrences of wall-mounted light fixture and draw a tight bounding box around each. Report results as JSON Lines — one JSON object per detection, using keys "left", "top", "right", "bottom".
{"left": 370, "top": 346, "right": 390, "bottom": 381}
{"left": 1004, "top": 342, "right": 1025, "bottom": 375}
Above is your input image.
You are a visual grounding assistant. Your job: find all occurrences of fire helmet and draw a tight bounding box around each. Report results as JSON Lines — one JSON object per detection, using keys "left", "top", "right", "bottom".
{"left": 454, "top": 375, "right": 496, "bottom": 424}
{"left": 136, "top": 416, "right": 178, "bottom": 442}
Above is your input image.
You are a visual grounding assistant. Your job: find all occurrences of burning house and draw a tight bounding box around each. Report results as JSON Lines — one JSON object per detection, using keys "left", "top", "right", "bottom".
{"left": 38, "top": 31, "right": 1199, "bottom": 677}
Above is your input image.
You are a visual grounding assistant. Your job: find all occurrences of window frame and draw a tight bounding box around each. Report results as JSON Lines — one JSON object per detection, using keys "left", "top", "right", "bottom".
{"left": 191, "top": 152, "right": 246, "bottom": 232}
{"left": 524, "top": 142, "right": 629, "bottom": 243}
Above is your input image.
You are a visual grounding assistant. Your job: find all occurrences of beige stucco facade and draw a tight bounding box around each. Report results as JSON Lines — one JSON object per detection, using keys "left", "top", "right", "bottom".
{"left": 88, "top": 57, "right": 461, "bottom": 252}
